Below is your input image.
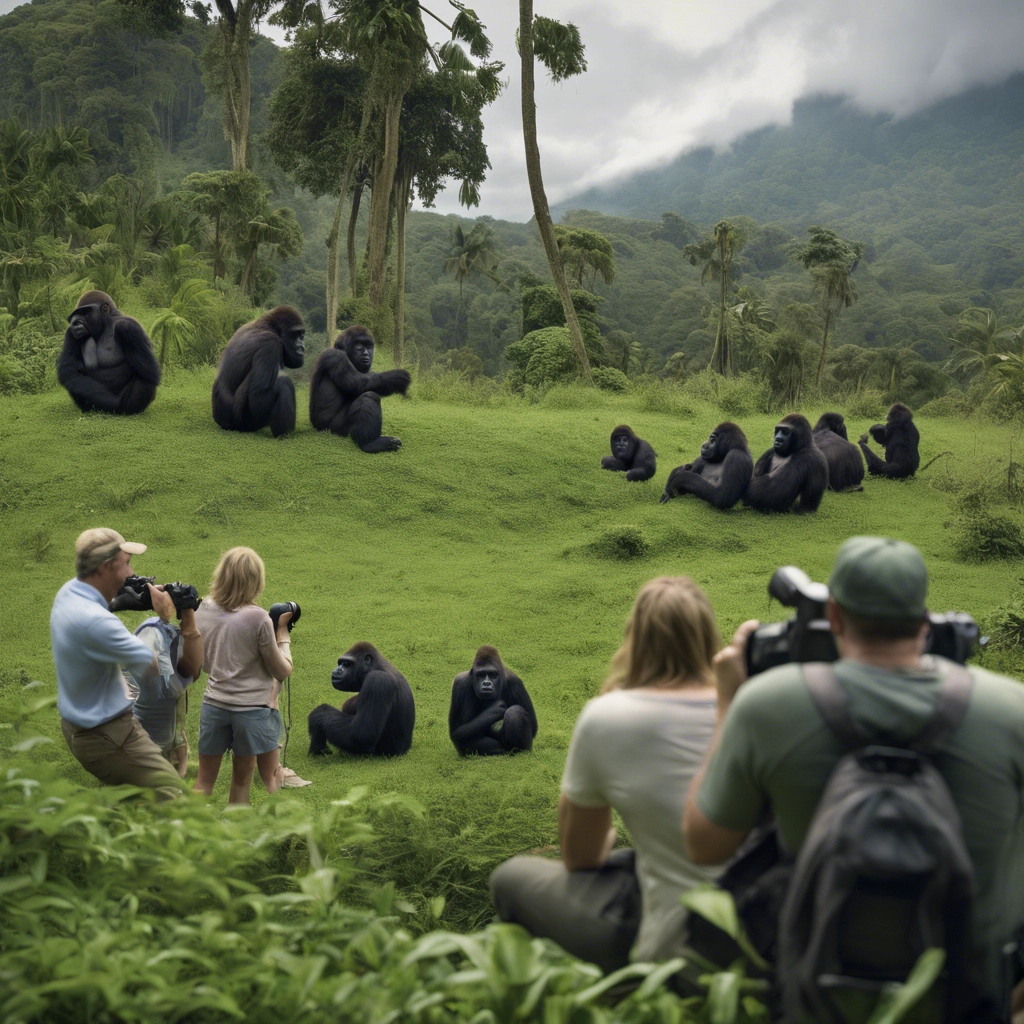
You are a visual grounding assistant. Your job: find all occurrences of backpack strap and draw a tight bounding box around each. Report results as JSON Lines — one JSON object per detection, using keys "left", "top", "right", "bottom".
{"left": 803, "top": 661, "right": 974, "bottom": 754}
{"left": 909, "top": 663, "right": 973, "bottom": 753}
{"left": 803, "top": 662, "right": 871, "bottom": 751}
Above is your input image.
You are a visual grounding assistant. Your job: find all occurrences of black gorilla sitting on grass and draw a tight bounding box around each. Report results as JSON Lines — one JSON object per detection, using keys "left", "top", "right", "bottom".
{"left": 449, "top": 646, "right": 537, "bottom": 756}
{"left": 601, "top": 425, "right": 656, "bottom": 482}
{"left": 660, "top": 422, "right": 752, "bottom": 508}
{"left": 309, "top": 325, "right": 411, "bottom": 453}
{"left": 212, "top": 306, "right": 305, "bottom": 437}
{"left": 308, "top": 642, "right": 415, "bottom": 757}
{"left": 859, "top": 403, "right": 920, "bottom": 479}
{"left": 58, "top": 290, "right": 160, "bottom": 415}
{"left": 813, "top": 413, "right": 865, "bottom": 491}
{"left": 744, "top": 413, "right": 829, "bottom": 514}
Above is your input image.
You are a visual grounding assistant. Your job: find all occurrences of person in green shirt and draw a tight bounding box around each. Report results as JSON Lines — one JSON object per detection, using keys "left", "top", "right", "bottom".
{"left": 683, "top": 536, "right": 1024, "bottom": 1013}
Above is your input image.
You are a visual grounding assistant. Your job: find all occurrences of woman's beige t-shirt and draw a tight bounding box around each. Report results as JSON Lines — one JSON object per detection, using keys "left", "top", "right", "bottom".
{"left": 561, "top": 688, "right": 721, "bottom": 963}
{"left": 195, "top": 599, "right": 292, "bottom": 710}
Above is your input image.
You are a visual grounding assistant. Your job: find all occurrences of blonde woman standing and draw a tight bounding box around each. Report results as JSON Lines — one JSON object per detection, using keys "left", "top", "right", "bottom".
{"left": 490, "top": 577, "right": 723, "bottom": 971}
{"left": 194, "top": 547, "right": 295, "bottom": 806}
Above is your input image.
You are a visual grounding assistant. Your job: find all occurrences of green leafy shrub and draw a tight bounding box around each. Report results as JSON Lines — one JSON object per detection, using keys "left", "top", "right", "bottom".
{"left": 947, "top": 490, "right": 1024, "bottom": 561}
{"left": 505, "top": 327, "right": 606, "bottom": 390}
{"left": 590, "top": 526, "right": 652, "bottom": 560}
{"left": 917, "top": 394, "right": 967, "bottom": 418}
{"left": 634, "top": 382, "right": 695, "bottom": 418}
{"left": 592, "top": 366, "right": 630, "bottom": 393}
{"left": 845, "top": 389, "right": 887, "bottom": 419}
{"left": 983, "top": 600, "right": 1024, "bottom": 653}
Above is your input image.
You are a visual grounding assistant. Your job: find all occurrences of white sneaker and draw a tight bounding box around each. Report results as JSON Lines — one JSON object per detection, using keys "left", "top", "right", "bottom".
{"left": 278, "top": 766, "right": 312, "bottom": 788}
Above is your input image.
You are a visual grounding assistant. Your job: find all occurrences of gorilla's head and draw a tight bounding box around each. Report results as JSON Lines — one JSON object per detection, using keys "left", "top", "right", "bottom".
{"left": 336, "top": 325, "right": 375, "bottom": 373}
{"left": 260, "top": 306, "right": 305, "bottom": 368}
{"left": 331, "top": 641, "right": 380, "bottom": 692}
{"left": 813, "top": 412, "right": 848, "bottom": 439}
{"left": 887, "top": 403, "right": 913, "bottom": 424}
{"left": 610, "top": 426, "right": 637, "bottom": 461}
{"left": 471, "top": 645, "right": 505, "bottom": 701}
{"left": 773, "top": 414, "right": 813, "bottom": 457}
{"left": 701, "top": 422, "right": 747, "bottom": 461}
{"left": 68, "top": 290, "right": 116, "bottom": 341}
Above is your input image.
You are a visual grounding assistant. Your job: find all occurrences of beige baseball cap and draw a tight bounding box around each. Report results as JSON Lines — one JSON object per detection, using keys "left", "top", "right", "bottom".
{"left": 75, "top": 527, "right": 147, "bottom": 577}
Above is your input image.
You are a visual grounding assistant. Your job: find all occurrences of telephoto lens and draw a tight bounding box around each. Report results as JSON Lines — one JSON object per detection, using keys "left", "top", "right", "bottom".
{"left": 269, "top": 601, "right": 301, "bottom": 632}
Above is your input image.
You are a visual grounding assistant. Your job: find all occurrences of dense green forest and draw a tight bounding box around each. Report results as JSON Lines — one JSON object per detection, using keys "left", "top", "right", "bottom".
{"left": 2, "top": 0, "right": 1024, "bottom": 420}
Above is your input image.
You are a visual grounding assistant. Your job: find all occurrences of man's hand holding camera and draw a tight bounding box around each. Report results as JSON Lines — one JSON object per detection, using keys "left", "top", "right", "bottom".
{"left": 713, "top": 619, "right": 760, "bottom": 714}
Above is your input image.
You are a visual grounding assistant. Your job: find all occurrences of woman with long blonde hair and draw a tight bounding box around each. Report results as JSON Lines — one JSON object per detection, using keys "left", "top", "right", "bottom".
{"left": 193, "top": 547, "right": 299, "bottom": 805}
{"left": 490, "top": 576, "right": 722, "bottom": 971}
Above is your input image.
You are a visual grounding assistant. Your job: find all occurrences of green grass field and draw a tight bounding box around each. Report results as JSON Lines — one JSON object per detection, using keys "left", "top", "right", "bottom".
{"left": 2, "top": 371, "right": 1021, "bottom": 927}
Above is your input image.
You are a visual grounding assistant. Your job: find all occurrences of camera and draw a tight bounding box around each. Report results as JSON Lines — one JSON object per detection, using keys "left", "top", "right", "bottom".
{"left": 269, "top": 601, "right": 301, "bottom": 632}
{"left": 112, "top": 575, "right": 202, "bottom": 615}
{"left": 745, "top": 566, "right": 983, "bottom": 676}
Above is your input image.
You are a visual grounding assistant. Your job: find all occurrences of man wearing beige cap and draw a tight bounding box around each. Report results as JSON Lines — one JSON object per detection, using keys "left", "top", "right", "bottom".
{"left": 50, "top": 528, "right": 185, "bottom": 801}
{"left": 683, "top": 536, "right": 1024, "bottom": 1018}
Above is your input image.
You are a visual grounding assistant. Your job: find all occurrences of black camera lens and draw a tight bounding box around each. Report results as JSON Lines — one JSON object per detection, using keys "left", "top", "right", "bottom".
{"left": 269, "top": 601, "right": 301, "bottom": 632}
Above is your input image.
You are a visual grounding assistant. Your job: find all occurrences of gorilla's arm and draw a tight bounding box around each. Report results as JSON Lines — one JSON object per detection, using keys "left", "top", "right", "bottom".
{"left": 504, "top": 673, "right": 538, "bottom": 736}
{"left": 113, "top": 318, "right": 160, "bottom": 414}
{"left": 320, "top": 349, "right": 411, "bottom": 398}
{"left": 662, "top": 450, "right": 753, "bottom": 508}
{"left": 751, "top": 449, "right": 774, "bottom": 477}
{"left": 601, "top": 456, "right": 628, "bottom": 471}
{"left": 57, "top": 338, "right": 121, "bottom": 412}
{"left": 625, "top": 440, "right": 657, "bottom": 482}
{"left": 244, "top": 338, "right": 287, "bottom": 422}
{"left": 449, "top": 674, "right": 506, "bottom": 749}
{"left": 868, "top": 423, "right": 889, "bottom": 445}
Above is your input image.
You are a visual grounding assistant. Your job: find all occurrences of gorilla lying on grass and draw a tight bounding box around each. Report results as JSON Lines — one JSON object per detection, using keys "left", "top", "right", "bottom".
{"left": 661, "top": 422, "right": 752, "bottom": 509}
{"left": 601, "top": 425, "right": 656, "bottom": 482}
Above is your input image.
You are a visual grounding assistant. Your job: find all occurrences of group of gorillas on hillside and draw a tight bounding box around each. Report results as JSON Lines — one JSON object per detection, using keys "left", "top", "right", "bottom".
{"left": 307, "top": 643, "right": 537, "bottom": 760}
{"left": 58, "top": 293, "right": 408, "bottom": 452}
{"left": 604, "top": 404, "right": 920, "bottom": 513}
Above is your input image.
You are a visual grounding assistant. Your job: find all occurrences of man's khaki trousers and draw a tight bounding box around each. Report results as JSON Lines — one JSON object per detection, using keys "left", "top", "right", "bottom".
{"left": 60, "top": 708, "right": 184, "bottom": 802}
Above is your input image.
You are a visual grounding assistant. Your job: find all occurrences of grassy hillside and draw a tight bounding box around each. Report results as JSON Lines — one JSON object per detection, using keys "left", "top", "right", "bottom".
{"left": 2, "top": 377, "right": 1022, "bottom": 925}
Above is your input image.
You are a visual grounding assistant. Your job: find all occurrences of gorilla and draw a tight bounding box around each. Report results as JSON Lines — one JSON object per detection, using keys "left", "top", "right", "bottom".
{"left": 744, "top": 413, "right": 829, "bottom": 514}
{"left": 859, "top": 403, "right": 920, "bottom": 479}
{"left": 211, "top": 306, "right": 305, "bottom": 437}
{"left": 309, "top": 325, "right": 411, "bottom": 453}
{"left": 660, "top": 422, "right": 753, "bottom": 509}
{"left": 601, "top": 425, "right": 657, "bottom": 482}
{"left": 449, "top": 646, "right": 537, "bottom": 756}
{"left": 57, "top": 291, "right": 160, "bottom": 415}
{"left": 307, "top": 642, "right": 415, "bottom": 757}
{"left": 813, "top": 413, "right": 865, "bottom": 491}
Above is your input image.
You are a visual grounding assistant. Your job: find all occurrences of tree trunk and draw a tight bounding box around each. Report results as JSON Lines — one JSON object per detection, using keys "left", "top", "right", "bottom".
{"left": 519, "top": 0, "right": 593, "bottom": 383}
{"left": 347, "top": 177, "right": 364, "bottom": 296}
{"left": 213, "top": 0, "right": 251, "bottom": 172}
{"left": 366, "top": 92, "right": 405, "bottom": 310}
{"left": 392, "top": 173, "right": 410, "bottom": 366}
{"left": 325, "top": 154, "right": 357, "bottom": 336}
{"left": 816, "top": 308, "right": 832, "bottom": 387}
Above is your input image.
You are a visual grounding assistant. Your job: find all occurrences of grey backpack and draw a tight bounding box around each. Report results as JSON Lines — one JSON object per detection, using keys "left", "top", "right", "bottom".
{"left": 778, "top": 662, "right": 977, "bottom": 1024}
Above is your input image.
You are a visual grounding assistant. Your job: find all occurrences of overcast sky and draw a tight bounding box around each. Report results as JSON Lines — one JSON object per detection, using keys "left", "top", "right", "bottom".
{"left": 5, "top": 0, "right": 1024, "bottom": 221}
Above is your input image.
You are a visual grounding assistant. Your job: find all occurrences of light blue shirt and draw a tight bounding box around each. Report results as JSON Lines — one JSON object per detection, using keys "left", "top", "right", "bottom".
{"left": 50, "top": 578, "right": 154, "bottom": 728}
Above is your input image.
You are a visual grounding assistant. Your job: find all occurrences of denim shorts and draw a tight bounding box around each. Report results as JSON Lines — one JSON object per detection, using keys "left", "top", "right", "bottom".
{"left": 198, "top": 703, "right": 281, "bottom": 757}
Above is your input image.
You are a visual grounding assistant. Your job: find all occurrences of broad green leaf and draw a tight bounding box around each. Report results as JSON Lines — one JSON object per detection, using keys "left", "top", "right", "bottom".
{"left": 866, "top": 949, "right": 946, "bottom": 1024}
{"left": 706, "top": 970, "right": 741, "bottom": 1024}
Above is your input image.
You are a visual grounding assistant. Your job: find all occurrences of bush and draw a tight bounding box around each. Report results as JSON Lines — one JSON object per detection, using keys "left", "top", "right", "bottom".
{"left": 592, "top": 366, "right": 629, "bottom": 393}
{"left": 590, "top": 525, "right": 652, "bottom": 560}
{"left": 983, "top": 600, "right": 1024, "bottom": 653}
{"left": 917, "top": 393, "right": 967, "bottom": 418}
{"left": 845, "top": 389, "right": 887, "bottom": 419}
{"left": 947, "top": 490, "right": 1024, "bottom": 561}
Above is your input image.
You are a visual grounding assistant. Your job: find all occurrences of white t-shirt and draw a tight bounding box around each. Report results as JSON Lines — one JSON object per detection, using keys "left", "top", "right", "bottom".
{"left": 561, "top": 688, "right": 722, "bottom": 962}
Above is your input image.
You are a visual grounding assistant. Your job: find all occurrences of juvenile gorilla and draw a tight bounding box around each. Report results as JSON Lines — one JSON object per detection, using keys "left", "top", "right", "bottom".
{"left": 449, "top": 646, "right": 537, "bottom": 756}
{"left": 660, "top": 421, "right": 752, "bottom": 508}
{"left": 309, "top": 326, "right": 411, "bottom": 453}
{"left": 813, "top": 413, "right": 865, "bottom": 491}
{"left": 58, "top": 291, "right": 160, "bottom": 415}
{"left": 211, "top": 306, "right": 305, "bottom": 437}
{"left": 308, "top": 642, "right": 415, "bottom": 757}
{"left": 601, "top": 425, "right": 656, "bottom": 482}
{"left": 744, "top": 413, "right": 829, "bottom": 514}
{"left": 859, "top": 403, "right": 920, "bottom": 479}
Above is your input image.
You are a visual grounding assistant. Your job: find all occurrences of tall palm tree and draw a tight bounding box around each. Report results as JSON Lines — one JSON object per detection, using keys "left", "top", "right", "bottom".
{"left": 554, "top": 225, "right": 614, "bottom": 290}
{"left": 518, "top": 3, "right": 592, "bottom": 383}
{"left": 444, "top": 222, "right": 501, "bottom": 342}
{"left": 682, "top": 220, "right": 743, "bottom": 377}
{"left": 946, "top": 307, "right": 1020, "bottom": 382}
{"left": 238, "top": 207, "right": 303, "bottom": 301}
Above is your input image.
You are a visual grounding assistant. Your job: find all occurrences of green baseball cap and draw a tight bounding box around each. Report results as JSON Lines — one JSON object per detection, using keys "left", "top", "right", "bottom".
{"left": 828, "top": 536, "right": 928, "bottom": 620}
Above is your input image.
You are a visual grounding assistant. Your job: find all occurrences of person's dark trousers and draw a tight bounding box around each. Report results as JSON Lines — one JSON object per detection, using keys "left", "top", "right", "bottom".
{"left": 489, "top": 848, "right": 640, "bottom": 973}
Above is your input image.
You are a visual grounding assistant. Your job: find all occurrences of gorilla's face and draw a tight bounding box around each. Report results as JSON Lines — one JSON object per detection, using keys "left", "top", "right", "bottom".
{"left": 773, "top": 424, "right": 794, "bottom": 455}
{"left": 68, "top": 303, "right": 103, "bottom": 341}
{"left": 701, "top": 432, "right": 721, "bottom": 460}
{"left": 349, "top": 336, "right": 374, "bottom": 373}
{"left": 472, "top": 664, "right": 501, "bottom": 701}
{"left": 332, "top": 650, "right": 373, "bottom": 692}
{"left": 282, "top": 324, "right": 305, "bottom": 369}
{"left": 613, "top": 433, "right": 633, "bottom": 459}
